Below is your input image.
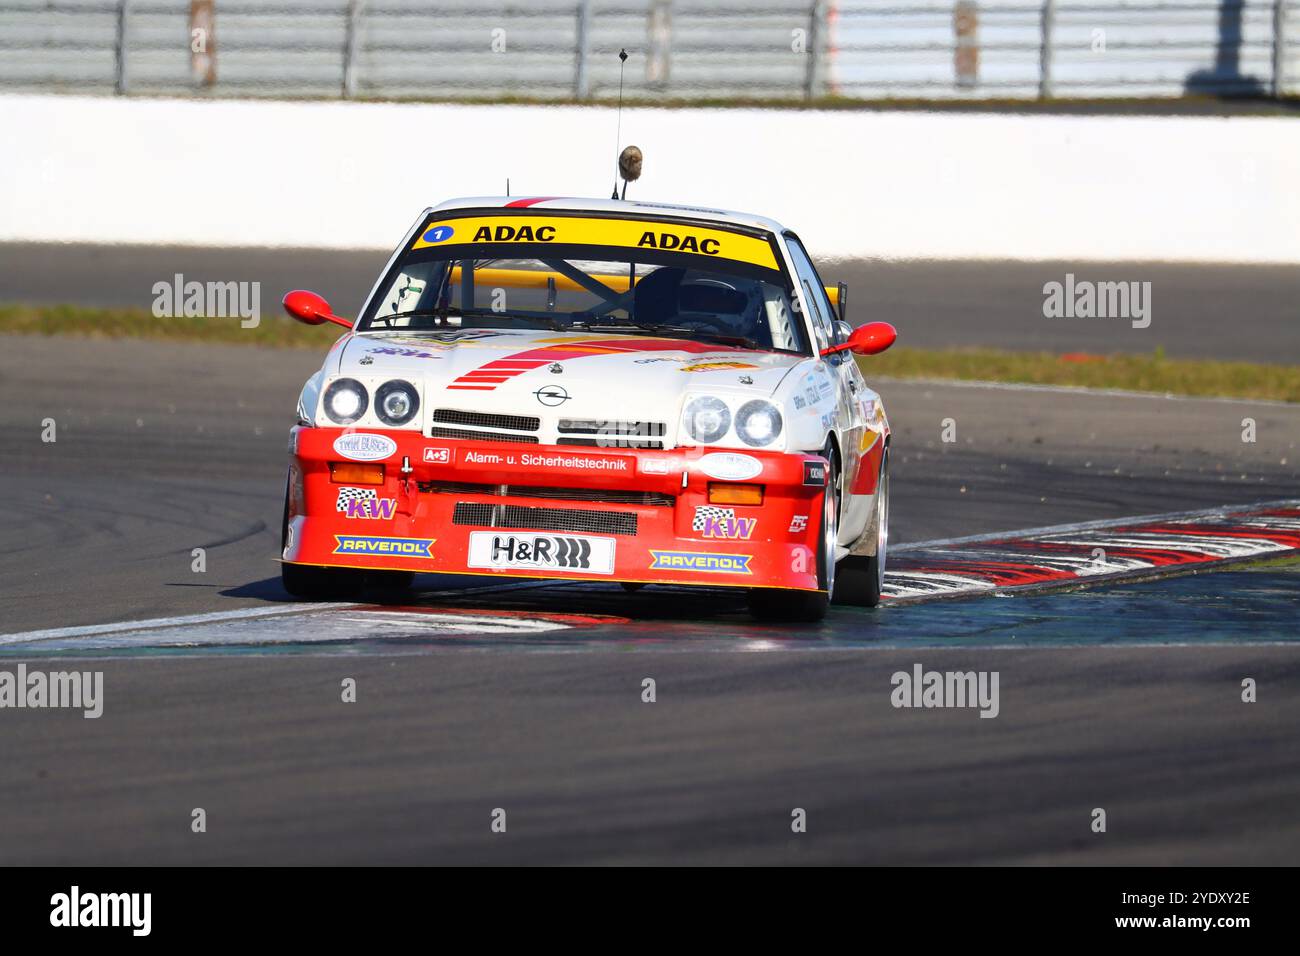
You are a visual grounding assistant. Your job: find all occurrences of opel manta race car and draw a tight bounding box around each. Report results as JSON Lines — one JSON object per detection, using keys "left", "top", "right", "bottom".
{"left": 280, "top": 197, "right": 895, "bottom": 621}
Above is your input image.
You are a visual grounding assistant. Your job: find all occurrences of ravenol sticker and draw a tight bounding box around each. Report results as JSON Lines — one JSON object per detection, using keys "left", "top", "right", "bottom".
{"left": 412, "top": 215, "right": 779, "bottom": 270}
{"left": 333, "top": 535, "right": 433, "bottom": 557}
{"left": 333, "top": 433, "right": 397, "bottom": 461}
{"left": 650, "top": 551, "right": 753, "bottom": 574}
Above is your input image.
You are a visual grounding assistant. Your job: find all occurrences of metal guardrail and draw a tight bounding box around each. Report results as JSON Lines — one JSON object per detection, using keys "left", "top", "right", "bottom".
{"left": 0, "top": 0, "right": 1295, "bottom": 100}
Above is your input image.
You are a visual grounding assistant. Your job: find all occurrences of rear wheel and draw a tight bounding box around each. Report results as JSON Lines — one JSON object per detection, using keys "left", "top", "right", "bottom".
{"left": 749, "top": 448, "right": 837, "bottom": 623}
{"left": 834, "top": 449, "right": 889, "bottom": 608}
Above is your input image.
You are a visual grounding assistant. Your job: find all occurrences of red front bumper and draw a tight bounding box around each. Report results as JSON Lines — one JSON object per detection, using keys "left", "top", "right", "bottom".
{"left": 282, "top": 426, "right": 827, "bottom": 591}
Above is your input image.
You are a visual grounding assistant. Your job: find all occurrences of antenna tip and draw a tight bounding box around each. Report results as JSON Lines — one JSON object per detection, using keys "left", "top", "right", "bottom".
{"left": 618, "top": 145, "right": 643, "bottom": 183}
{"left": 619, "top": 48, "right": 628, "bottom": 63}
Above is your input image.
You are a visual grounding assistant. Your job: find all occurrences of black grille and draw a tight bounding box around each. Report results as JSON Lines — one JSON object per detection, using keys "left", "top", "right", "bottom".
{"left": 557, "top": 420, "right": 666, "bottom": 449}
{"left": 434, "top": 409, "right": 540, "bottom": 432}
{"left": 452, "top": 503, "right": 638, "bottom": 536}
{"left": 558, "top": 419, "right": 665, "bottom": 436}
{"left": 428, "top": 426, "right": 539, "bottom": 444}
{"left": 422, "top": 481, "right": 672, "bottom": 507}
{"left": 557, "top": 436, "right": 666, "bottom": 450}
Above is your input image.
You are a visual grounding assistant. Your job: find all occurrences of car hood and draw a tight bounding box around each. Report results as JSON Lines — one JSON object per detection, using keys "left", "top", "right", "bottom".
{"left": 338, "top": 329, "right": 803, "bottom": 396}
{"left": 330, "top": 329, "right": 807, "bottom": 446}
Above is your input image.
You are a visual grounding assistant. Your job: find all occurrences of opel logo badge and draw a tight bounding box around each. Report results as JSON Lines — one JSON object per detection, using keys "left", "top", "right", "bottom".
{"left": 533, "top": 384, "right": 571, "bottom": 407}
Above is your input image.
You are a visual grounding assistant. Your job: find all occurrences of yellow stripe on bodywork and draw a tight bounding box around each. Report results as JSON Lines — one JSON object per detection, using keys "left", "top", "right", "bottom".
{"left": 413, "top": 215, "right": 779, "bottom": 271}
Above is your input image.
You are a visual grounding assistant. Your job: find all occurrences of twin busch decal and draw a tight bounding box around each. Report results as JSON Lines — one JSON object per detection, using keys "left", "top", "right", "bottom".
{"left": 333, "top": 433, "right": 397, "bottom": 461}
{"left": 468, "top": 532, "right": 616, "bottom": 574}
{"left": 882, "top": 504, "right": 1300, "bottom": 601}
{"left": 698, "top": 452, "right": 762, "bottom": 481}
{"left": 693, "top": 506, "right": 757, "bottom": 540}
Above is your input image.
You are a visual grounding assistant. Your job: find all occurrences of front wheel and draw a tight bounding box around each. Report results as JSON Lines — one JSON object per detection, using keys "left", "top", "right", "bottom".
{"left": 279, "top": 472, "right": 368, "bottom": 600}
{"left": 749, "top": 448, "right": 837, "bottom": 623}
{"left": 835, "top": 449, "right": 889, "bottom": 608}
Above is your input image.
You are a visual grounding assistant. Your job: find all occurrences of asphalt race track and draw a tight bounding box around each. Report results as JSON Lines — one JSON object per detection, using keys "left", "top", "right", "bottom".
{"left": 1, "top": 331, "right": 1297, "bottom": 863}
{"left": 3, "top": 242, "right": 1298, "bottom": 362}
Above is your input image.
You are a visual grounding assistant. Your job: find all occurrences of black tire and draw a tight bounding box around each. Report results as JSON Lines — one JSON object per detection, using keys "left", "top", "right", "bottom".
{"left": 749, "top": 447, "right": 837, "bottom": 623}
{"left": 620, "top": 582, "right": 646, "bottom": 592}
{"left": 279, "top": 472, "right": 367, "bottom": 601}
{"left": 834, "top": 449, "right": 889, "bottom": 608}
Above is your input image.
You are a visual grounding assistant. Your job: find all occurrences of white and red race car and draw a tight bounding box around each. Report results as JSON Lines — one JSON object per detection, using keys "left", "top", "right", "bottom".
{"left": 280, "top": 196, "right": 895, "bottom": 620}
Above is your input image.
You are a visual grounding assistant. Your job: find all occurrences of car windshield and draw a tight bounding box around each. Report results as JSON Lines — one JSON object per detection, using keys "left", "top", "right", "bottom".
{"left": 357, "top": 213, "right": 810, "bottom": 354}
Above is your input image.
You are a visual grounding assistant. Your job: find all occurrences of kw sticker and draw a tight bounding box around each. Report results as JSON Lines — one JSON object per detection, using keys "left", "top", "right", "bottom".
{"left": 335, "top": 488, "right": 397, "bottom": 520}
{"left": 693, "top": 506, "right": 757, "bottom": 540}
{"left": 412, "top": 215, "right": 778, "bottom": 270}
{"left": 650, "top": 551, "right": 753, "bottom": 574}
{"left": 333, "top": 536, "right": 434, "bottom": 557}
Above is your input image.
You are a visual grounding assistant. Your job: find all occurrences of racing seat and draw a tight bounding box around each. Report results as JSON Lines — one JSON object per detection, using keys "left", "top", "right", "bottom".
{"left": 678, "top": 283, "right": 747, "bottom": 315}
{"left": 632, "top": 267, "right": 685, "bottom": 324}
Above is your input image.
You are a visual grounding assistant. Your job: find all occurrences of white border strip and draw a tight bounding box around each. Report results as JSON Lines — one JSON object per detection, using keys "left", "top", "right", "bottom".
{"left": 895, "top": 498, "right": 1300, "bottom": 552}
{"left": 0, "top": 603, "right": 355, "bottom": 646}
{"left": 871, "top": 376, "right": 1300, "bottom": 408}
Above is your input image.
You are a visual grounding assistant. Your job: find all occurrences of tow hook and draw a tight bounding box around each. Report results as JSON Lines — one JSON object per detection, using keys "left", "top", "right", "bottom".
{"left": 399, "top": 456, "right": 417, "bottom": 515}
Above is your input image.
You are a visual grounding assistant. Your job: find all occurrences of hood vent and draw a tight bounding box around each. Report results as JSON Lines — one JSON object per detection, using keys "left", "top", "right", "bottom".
{"left": 557, "top": 419, "right": 666, "bottom": 450}
{"left": 434, "top": 409, "right": 540, "bottom": 432}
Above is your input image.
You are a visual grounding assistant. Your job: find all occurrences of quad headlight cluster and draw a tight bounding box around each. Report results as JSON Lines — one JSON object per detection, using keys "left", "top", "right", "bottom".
{"left": 681, "top": 395, "right": 784, "bottom": 449}
{"left": 322, "top": 378, "right": 420, "bottom": 427}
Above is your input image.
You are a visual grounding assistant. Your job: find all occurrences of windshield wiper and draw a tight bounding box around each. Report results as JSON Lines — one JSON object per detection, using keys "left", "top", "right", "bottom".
{"left": 584, "top": 321, "right": 761, "bottom": 351}
{"left": 368, "top": 308, "right": 565, "bottom": 331}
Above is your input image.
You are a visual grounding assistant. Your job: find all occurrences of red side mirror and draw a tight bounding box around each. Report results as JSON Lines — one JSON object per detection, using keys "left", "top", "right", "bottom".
{"left": 283, "top": 290, "right": 352, "bottom": 330}
{"left": 821, "top": 321, "right": 896, "bottom": 357}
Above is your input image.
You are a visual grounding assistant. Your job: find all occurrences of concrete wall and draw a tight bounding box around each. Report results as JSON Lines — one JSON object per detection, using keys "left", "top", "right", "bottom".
{"left": 3, "top": 94, "right": 1297, "bottom": 262}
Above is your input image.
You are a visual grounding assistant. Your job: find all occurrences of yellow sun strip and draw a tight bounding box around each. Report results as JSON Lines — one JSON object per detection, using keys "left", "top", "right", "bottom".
{"left": 414, "top": 215, "right": 779, "bottom": 271}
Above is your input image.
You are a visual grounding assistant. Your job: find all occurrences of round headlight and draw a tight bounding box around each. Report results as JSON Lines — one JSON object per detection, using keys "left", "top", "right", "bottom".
{"left": 324, "top": 378, "right": 368, "bottom": 425}
{"left": 683, "top": 396, "right": 731, "bottom": 444}
{"left": 375, "top": 379, "right": 420, "bottom": 427}
{"left": 735, "top": 400, "right": 783, "bottom": 447}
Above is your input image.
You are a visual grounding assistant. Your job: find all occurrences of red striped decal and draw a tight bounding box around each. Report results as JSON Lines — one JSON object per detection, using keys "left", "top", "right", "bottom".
{"left": 446, "top": 336, "right": 746, "bottom": 391}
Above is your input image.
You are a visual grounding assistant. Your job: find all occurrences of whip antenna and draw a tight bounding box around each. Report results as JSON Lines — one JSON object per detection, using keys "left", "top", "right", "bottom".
{"left": 611, "top": 48, "right": 628, "bottom": 199}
